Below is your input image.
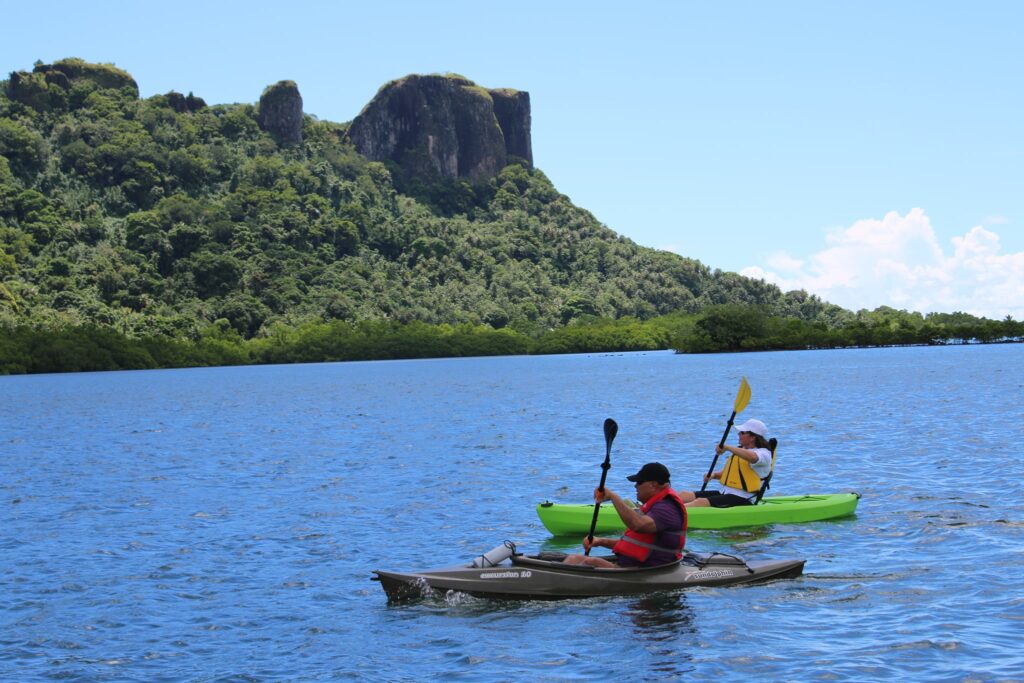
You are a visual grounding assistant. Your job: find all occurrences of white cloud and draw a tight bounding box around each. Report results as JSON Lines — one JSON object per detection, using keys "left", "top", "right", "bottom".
{"left": 766, "top": 252, "right": 804, "bottom": 271}
{"left": 739, "top": 208, "right": 1024, "bottom": 319}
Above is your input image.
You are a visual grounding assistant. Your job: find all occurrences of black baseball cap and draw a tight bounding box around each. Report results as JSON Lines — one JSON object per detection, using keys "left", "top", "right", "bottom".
{"left": 626, "top": 462, "right": 670, "bottom": 484}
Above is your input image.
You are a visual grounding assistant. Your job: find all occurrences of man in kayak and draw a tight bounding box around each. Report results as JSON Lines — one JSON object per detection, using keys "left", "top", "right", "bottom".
{"left": 563, "top": 462, "right": 686, "bottom": 568}
{"left": 678, "top": 418, "right": 774, "bottom": 508}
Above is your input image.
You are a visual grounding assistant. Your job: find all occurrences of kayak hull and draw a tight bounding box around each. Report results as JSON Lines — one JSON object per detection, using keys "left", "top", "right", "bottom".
{"left": 537, "top": 493, "right": 861, "bottom": 534}
{"left": 374, "top": 551, "right": 805, "bottom": 601}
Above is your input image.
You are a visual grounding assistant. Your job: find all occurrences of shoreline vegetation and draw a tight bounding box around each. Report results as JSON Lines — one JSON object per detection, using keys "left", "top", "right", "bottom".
{"left": 1, "top": 305, "right": 1020, "bottom": 375}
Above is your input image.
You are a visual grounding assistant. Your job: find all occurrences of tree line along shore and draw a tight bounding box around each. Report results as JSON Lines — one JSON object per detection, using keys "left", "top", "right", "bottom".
{"left": 2, "top": 305, "right": 1019, "bottom": 375}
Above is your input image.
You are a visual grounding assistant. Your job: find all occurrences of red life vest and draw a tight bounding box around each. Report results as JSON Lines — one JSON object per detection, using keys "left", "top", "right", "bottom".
{"left": 611, "top": 487, "right": 687, "bottom": 564}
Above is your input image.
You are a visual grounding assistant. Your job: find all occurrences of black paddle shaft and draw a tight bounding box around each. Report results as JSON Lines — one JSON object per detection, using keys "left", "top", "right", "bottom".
{"left": 700, "top": 410, "right": 737, "bottom": 492}
{"left": 585, "top": 418, "right": 618, "bottom": 555}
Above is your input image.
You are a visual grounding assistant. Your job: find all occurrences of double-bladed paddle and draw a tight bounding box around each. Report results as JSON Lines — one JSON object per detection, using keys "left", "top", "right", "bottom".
{"left": 700, "top": 377, "right": 752, "bottom": 492}
{"left": 585, "top": 418, "right": 618, "bottom": 556}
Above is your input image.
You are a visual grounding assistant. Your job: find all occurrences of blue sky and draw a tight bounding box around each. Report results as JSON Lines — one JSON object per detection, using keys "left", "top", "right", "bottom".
{"left": 4, "top": 1, "right": 1022, "bottom": 317}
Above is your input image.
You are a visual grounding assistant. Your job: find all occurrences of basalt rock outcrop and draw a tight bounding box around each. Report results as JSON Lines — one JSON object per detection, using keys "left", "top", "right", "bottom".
{"left": 258, "top": 80, "right": 303, "bottom": 147}
{"left": 348, "top": 74, "right": 532, "bottom": 184}
{"left": 165, "top": 91, "right": 207, "bottom": 114}
{"left": 6, "top": 58, "right": 139, "bottom": 111}
{"left": 489, "top": 88, "right": 532, "bottom": 165}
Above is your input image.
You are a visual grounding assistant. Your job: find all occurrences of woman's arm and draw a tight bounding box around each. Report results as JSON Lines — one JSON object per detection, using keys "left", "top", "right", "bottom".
{"left": 715, "top": 443, "right": 761, "bottom": 463}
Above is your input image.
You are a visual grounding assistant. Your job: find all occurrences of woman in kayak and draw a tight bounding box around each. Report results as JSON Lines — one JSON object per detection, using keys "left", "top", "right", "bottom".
{"left": 678, "top": 418, "right": 773, "bottom": 508}
{"left": 563, "top": 462, "right": 686, "bottom": 568}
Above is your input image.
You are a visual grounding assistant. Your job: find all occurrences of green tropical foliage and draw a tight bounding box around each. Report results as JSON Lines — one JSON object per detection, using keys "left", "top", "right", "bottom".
{"left": 672, "top": 305, "right": 1024, "bottom": 353}
{"left": 0, "top": 316, "right": 671, "bottom": 374}
{"left": 0, "top": 59, "right": 1018, "bottom": 374}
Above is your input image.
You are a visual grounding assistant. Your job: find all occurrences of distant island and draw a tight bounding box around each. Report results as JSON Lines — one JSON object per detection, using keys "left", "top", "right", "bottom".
{"left": 0, "top": 58, "right": 1019, "bottom": 374}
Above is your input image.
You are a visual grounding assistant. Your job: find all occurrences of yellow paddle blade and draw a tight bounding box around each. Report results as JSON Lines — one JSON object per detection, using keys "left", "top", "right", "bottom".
{"left": 734, "top": 377, "right": 752, "bottom": 413}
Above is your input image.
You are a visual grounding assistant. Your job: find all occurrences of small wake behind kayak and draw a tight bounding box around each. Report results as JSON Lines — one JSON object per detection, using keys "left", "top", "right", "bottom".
{"left": 373, "top": 545, "right": 805, "bottom": 602}
{"left": 537, "top": 492, "right": 861, "bottom": 534}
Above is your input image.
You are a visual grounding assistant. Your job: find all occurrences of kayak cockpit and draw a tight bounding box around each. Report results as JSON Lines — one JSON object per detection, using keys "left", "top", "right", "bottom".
{"left": 511, "top": 551, "right": 684, "bottom": 573}
{"left": 510, "top": 550, "right": 754, "bottom": 574}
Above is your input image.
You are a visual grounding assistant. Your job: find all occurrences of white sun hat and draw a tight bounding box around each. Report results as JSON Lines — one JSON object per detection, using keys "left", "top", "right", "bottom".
{"left": 734, "top": 419, "right": 768, "bottom": 437}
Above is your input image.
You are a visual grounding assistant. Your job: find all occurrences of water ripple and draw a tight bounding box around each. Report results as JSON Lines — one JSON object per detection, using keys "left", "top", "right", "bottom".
{"left": 2, "top": 346, "right": 1023, "bottom": 680}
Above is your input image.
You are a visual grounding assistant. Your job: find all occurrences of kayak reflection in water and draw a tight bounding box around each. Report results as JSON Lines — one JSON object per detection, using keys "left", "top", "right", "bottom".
{"left": 678, "top": 419, "right": 774, "bottom": 508}
{"left": 563, "top": 462, "right": 686, "bottom": 568}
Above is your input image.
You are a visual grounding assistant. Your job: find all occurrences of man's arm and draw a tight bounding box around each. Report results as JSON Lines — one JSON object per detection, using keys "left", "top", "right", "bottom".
{"left": 595, "top": 488, "right": 657, "bottom": 533}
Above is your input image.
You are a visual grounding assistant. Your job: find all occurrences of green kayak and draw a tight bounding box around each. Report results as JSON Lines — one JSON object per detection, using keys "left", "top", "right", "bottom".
{"left": 536, "top": 493, "right": 861, "bottom": 534}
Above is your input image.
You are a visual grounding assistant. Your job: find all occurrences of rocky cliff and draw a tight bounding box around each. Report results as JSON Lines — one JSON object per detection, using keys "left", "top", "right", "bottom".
{"left": 257, "top": 80, "right": 304, "bottom": 146}
{"left": 6, "top": 58, "right": 139, "bottom": 111}
{"left": 347, "top": 74, "right": 532, "bottom": 183}
{"left": 489, "top": 88, "right": 532, "bottom": 165}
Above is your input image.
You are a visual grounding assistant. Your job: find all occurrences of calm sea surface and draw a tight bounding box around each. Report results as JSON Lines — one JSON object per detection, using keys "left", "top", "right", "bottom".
{"left": 2, "top": 345, "right": 1023, "bottom": 681}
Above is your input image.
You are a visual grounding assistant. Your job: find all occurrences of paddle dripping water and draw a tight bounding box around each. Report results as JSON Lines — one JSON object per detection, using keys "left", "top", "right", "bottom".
{"left": 2, "top": 345, "right": 1022, "bottom": 680}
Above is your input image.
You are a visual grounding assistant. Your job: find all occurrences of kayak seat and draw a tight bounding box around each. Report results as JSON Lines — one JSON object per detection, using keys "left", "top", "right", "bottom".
{"left": 752, "top": 438, "right": 778, "bottom": 505}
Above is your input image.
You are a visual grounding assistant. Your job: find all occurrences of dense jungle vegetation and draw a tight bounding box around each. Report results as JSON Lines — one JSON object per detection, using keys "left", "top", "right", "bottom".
{"left": 0, "top": 59, "right": 1019, "bottom": 374}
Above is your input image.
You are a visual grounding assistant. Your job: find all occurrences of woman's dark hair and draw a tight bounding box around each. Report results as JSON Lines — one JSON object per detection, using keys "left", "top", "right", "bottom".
{"left": 752, "top": 434, "right": 771, "bottom": 450}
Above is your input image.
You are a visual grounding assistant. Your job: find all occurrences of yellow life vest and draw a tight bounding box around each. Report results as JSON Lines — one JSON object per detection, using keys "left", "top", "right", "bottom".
{"left": 720, "top": 447, "right": 776, "bottom": 493}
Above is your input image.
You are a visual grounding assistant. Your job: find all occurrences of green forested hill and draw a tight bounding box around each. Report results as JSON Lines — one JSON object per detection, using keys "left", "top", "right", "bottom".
{"left": 9, "top": 59, "right": 1013, "bottom": 374}
{"left": 0, "top": 58, "right": 845, "bottom": 349}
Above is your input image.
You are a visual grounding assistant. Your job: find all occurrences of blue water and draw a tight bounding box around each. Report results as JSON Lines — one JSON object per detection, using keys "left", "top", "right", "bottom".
{"left": 2, "top": 345, "right": 1022, "bottom": 681}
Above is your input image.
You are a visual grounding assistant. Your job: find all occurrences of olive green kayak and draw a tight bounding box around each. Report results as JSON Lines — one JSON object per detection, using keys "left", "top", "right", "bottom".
{"left": 536, "top": 493, "right": 861, "bottom": 534}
